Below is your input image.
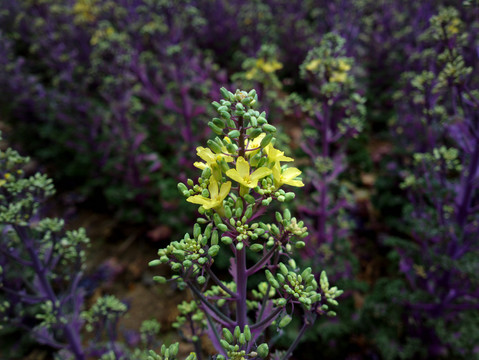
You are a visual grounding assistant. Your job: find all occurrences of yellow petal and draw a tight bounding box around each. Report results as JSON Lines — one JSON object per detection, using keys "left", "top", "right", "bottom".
{"left": 226, "top": 169, "right": 246, "bottom": 185}
{"left": 208, "top": 177, "right": 219, "bottom": 198}
{"left": 236, "top": 157, "right": 250, "bottom": 178}
{"left": 219, "top": 181, "right": 232, "bottom": 199}
{"left": 197, "top": 147, "right": 215, "bottom": 163}
{"left": 194, "top": 162, "right": 207, "bottom": 170}
{"left": 285, "top": 179, "right": 304, "bottom": 187}
{"left": 187, "top": 195, "right": 209, "bottom": 206}
{"left": 250, "top": 167, "right": 272, "bottom": 182}
{"left": 282, "top": 167, "right": 302, "bottom": 180}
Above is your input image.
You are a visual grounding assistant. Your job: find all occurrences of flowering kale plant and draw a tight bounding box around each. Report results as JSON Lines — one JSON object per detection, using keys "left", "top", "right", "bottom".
{"left": 150, "top": 88, "right": 342, "bottom": 359}
{"left": 0, "top": 134, "right": 174, "bottom": 359}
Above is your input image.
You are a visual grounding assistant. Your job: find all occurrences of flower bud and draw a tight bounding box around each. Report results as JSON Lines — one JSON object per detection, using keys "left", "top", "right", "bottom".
{"left": 228, "top": 130, "right": 241, "bottom": 139}
{"left": 207, "top": 139, "right": 223, "bottom": 153}
{"left": 208, "top": 245, "right": 220, "bottom": 257}
{"left": 262, "top": 124, "right": 277, "bottom": 133}
{"left": 208, "top": 121, "right": 224, "bottom": 135}
{"left": 211, "top": 230, "right": 218, "bottom": 245}
{"left": 279, "top": 315, "right": 292, "bottom": 328}
{"left": 260, "top": 133, "right": 273, "bottom": 148}
{"left": 223, "top": 328, "right": 234, "bottom": 343}
{"left": 250, "top": 244, "right": 263, "bottom": 252}
{"left": 257, "top": 343, "right": 269, "bottom": 358}
{"left": 212, "top": 117, "right": 226, "bottom": 129}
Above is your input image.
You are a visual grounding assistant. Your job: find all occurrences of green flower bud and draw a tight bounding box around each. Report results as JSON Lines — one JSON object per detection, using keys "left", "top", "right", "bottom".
{"left": 279, "top": 263, "right": 288, "bottom": 275}
{"left": 207, "top": 139, "right": 223, "bottom": 153}
{"left": 220, "top": 87, "right": 235, "bottom": 102}
{"left": 208, "top": 121, "right": 224, "bottom": 135}
{"left": 239, "top": 333, "right": 246, "bottom": 345}
{"left": 204, "top": 223, "right": 212, "bottom": 239}
{"left": 187, "top": 179, "right": 194, "bottom": 186}
{"left": 208, "top": 245, "right": 220, "bottom": 257}
{"left": 228, "top": 130, "right": 241, "bottom": 139}
{"left": 153, "top": 276, "right": 167, "bottom": 284}
{"left": 220, "top": 111, "right": 231, "bottom": 120}
{"left": 226, "top": 117, "right": 236, "bottom": 128}
{"left": 278, "top": 195, "right": 285, "bottom": 202}
{"left": 221, "top": 236, "right": 233, "bottom": 245}
{"left": 149, "top": 259, "right": 161, "bottom": 267}
{"left": 250, "top": 244, "right": 263, "bottom": 252}
{"left": 223, "top": 328, "right": 234, "bottom": 343}
{"left": 197, "top": 276, "right": 206, "bottom": 284}
{"left": 217, "top": 224, "right": 228, "bottom": 232}
{"left": 284, "top": 209, "right": 291, "bottom": 220}
{"left": 211, "top": 230, "right": 219, "bottom": 245}
{"left": 243, "top": 325, "right": 251, "bottom": 341}
{"left": 260, "top": 133, "right": 274, "bottom": 148}
{"left": 279, "top": 315, "right": 292, "bottom": 328}
{"left": 193, "top": 223, "right": 201, "bottom": 238}
{"left": 217, "top": 105, "right": 228, "bottom": 112}
{"left": 283, "top": 192, "right": 295, "bottom": 203}
{"left": 220, "top": 339, "right": 230, "bottom": 350}
{"left": 271, "top": 224, "right": 280, "bottom": 235}
{"left": 236, "top": 242, "right": 244, "bottom": 251}
{"left": 257, "top": 116, "right": 267, "bottom": 125}
{"left": 212, "top": 117, "right": 226, "bottom": 129}
{"left": 275, "top": 212, "right": 283, "bottom": 223}
{"left": 212, "top": 101, "right": 221, "bottom": 110}
{"left": 295, "top": 241, "right": 305, "bottom": 248}
{"left": 177, "top": 183, "right": 188, "bottom": 193}
{"left": 243, "top": 194, "right": 255, "bottom": 204}
{"left": 235, "top": 207, "right": 243, "bottom": 218}
{"left": 214, "top": 213, "right": 223, "bottom": 226}
{"left": 262, "top": 124, "right": 277, "bottom": 133}
{"left": 244, "top": 205, "right": 253, "bottom": 219}
{"left": 257, "top": 343, "right": 269, "bottom": 358}
{"left": 224, "top": 205, "right": 232, "bottom": 218}
{"left": 276, "top": 298, "right": 287, "bottom": 307}
{"left": 226, "top": 143, "right": 237, "bottom": 153}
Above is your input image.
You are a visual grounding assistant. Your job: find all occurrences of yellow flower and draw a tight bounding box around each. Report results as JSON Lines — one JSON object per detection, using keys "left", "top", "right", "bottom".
{"left": 193, "top": 146, "right": 233, "bottom": 170}
{"left": 330, "top": 71, "right": 347, "bottom": 83}
{"left": 226, "top": 157, "right": 272, "bottom": 189}
{"left": 305, "top": 58, "right": 321, "bottom": 71}
{"left": 329, "top": 59, "right": 350, "bottom": 83}
{"left": 245, "top": 133, "right": 266, "bottom": 157}
{"left": 272, "top": 163, "right": 304, "bottom": 189}
{"left": 187, "top": 178, "right": 231, "bottom": 210}
{"left": 265, "top": 143, "right": 294, "bottom": 164}
{"left": 256, "top": 58, "right": 283, "bottom": 73}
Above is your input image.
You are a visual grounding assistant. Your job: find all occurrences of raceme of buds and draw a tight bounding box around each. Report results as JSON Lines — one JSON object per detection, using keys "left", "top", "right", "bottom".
{"left": 151, "top": 88, "right": 341, "bottom": 358}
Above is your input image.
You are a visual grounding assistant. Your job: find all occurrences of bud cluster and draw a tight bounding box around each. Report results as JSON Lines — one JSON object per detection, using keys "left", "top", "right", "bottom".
{"left": 151, "top": 88, "right": 341, "bottom": 358}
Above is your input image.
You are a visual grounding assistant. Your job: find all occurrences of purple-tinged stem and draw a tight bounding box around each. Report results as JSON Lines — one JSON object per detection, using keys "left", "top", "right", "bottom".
{"left": 236, "top": 247, "right": 248, "bottom": 329}
{"left": 15, "top": 226, "right": 85, "bottom": 360}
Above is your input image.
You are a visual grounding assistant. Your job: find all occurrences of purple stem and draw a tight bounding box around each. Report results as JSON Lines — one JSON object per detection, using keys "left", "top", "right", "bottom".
{"left": 15, "top": 226, "right": 85, "bottom": 360}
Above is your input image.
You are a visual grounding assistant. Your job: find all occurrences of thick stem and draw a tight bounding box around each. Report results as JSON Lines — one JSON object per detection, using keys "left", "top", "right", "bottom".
{"left": 236, "top": 247, "right": 248, "bottom": 329}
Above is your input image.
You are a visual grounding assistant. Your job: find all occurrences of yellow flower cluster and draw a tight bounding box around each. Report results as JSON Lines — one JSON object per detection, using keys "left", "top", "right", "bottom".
{"left": 187, "top": 133, "right": 303, "bottom": 211}
{"left": 245, "top": 58, "right": 283, "bottom": 80}
{"left": 305, "top": 58, "right": 351, "bottom": 84}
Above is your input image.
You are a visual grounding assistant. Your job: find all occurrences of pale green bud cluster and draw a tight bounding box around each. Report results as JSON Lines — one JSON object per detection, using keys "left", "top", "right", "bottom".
{"left": 217, "top": 326, "right": 268, "bottom": 360}
{"left": 81, "top": 295, "right": 128, "bottom": 332}
{"left": 203, "top": 282, "right": 237, "bottom": 307}
{"left": 172, "top": 300, "right": 206, "bottom": 338}
{"left": 152, "top": 223, "right": 217, "bottom": 285}
{"left": 147, "top": 343, "right": 197, "bottom": 360}
{"left": 318, "top": 271, "right": 344, "bottom": 317}
{"left": 266, "top": 265, "right": 320, "bottom": 311}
